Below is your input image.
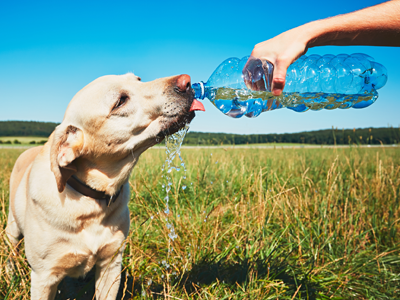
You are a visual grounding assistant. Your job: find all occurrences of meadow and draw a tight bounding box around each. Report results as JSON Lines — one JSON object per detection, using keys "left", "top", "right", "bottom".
{"left": 0, "top": 145, "right": 399, "bottom": 299}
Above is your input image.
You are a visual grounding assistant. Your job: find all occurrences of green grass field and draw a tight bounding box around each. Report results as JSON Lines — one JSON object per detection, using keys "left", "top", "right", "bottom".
{"left": 0, "top": 146, "right": 399, "bottom": 299}
{"left": 152, "top": 142, "right": 313, "bottom": 148}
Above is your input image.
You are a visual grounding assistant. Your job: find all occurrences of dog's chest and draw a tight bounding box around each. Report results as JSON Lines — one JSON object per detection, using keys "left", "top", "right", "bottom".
{"left": 52, "top": 226, "right": 124, "bottom": 278}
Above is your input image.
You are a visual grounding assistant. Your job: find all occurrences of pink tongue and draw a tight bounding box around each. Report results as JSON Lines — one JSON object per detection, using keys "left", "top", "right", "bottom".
{"left": 189, "top": 99, "right": 205, "bottom": 112}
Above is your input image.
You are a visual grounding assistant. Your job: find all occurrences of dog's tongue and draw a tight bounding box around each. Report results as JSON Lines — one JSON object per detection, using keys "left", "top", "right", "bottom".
{"left": 189, "top": 99, "right": 205, "bottom": 112}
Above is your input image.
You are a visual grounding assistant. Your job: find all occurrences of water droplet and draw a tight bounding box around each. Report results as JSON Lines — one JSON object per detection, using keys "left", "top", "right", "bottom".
{"left": 211, "top": 181, "right": 213, "bottom": 184}
{"left": 150, "top": 215, "right": 154, "bottom": 219}
{"left": 182, "top": 185, "right": 186, "bottom": 190}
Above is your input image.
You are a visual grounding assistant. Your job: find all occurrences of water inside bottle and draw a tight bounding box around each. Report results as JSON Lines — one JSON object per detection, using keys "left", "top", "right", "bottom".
{"left": 208, "top": 87, "right": 378, "bottom": 118}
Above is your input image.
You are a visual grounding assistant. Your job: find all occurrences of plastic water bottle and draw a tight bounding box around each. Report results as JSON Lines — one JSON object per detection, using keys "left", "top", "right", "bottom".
{"left": 192, "top": 54, "right": 387, "bottom": 118}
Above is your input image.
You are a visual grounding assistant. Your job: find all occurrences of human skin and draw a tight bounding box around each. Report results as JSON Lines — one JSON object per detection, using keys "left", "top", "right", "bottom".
{"left": 250, "top": 0, "right": 400, "bottom": 96}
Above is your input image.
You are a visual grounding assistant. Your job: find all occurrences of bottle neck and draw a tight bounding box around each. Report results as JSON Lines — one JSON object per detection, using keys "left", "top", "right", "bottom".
{"left": 192, "top": 82, "right": 206, "bottom": 100}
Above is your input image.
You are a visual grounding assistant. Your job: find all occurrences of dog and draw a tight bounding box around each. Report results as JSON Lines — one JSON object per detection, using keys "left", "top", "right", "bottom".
{"left": 5, "top": 73, "right": 205, "bottom": 299}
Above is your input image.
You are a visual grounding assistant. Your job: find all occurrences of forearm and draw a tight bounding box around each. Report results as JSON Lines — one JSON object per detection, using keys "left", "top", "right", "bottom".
{"left": 302, "top": 0, "right": 400, "bottom": 48}
{"left": 249, "top": 0, "right": 400, "bottom": 95}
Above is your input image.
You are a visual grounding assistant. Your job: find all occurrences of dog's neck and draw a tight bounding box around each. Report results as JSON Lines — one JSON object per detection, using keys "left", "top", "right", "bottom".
{"left": 73, "top": 154, "right": 138, "bottom": 196}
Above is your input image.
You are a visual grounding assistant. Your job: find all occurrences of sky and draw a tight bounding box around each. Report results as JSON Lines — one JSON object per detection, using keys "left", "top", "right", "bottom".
{"left": 0, "top": 0, "right": 399, "bottom": 134}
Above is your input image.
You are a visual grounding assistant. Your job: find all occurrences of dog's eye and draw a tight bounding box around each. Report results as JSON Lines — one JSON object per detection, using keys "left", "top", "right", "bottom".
{"left": 114, "top": 95, "right": 129, "bottom": 110}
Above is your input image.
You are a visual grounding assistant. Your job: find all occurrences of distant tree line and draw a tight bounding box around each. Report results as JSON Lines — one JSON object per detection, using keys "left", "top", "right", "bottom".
{"left": 0, "top": 121, "right": 58, "bottom": 137}
{"left": 0, "top": 139, "right": 47, "bottom": 145}
{"left": 0, "top": 121, "right": 399, "bottom": 145}
{"left": 183, "top": 127, "right": 400, "bottom": 145}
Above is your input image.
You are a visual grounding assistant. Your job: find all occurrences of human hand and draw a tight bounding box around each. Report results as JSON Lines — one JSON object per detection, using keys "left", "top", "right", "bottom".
{"left": 246, "top": 28, "right": 309, "bottom": 96}
{"left": 245, "top": 1, "right": 400, "bottom": 96}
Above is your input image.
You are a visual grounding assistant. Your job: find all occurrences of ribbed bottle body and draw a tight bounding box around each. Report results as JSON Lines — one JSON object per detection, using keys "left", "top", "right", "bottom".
{"left": 192, "top": 54, "right": 387, "bottom": 118}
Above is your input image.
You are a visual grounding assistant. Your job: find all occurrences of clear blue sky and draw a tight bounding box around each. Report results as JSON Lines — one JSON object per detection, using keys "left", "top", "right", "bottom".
{"left": 0, "top": 0, "right": 398, "bottom": 134}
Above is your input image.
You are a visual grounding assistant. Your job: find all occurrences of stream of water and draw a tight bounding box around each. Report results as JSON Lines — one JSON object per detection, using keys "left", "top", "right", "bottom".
{"left": 162, "top": 123, "right": 190, "bottom": 253}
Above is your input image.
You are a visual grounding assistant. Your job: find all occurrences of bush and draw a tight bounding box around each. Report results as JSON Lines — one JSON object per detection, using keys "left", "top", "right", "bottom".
{"left": 29, "top": 141, "right": 36, "bottom": 144}
{"left": 4, "top": 141, "right": 11, "bottom": 144}
{"left": 13, "top": 140, "right": 21, "bottom": 144}
{"left": 0, "top": 140, "right": 3, "bottom": 144}
{"left": 38, "top": 140, "right": 47, "bottom": 145}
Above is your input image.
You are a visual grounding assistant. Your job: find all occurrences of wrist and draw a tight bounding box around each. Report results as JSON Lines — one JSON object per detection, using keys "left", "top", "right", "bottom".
{"left": 301, "top": 20, "right": 328, "bottom": 49}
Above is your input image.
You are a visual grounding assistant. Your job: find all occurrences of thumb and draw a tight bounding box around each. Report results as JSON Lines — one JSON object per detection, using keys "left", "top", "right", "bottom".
{"left": 271, "top": 59, "right": 290, "bottom": 96}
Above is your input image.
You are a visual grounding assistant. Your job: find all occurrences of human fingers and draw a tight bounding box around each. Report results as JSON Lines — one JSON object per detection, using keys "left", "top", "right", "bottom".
{"left": 271, "top": 57, "right": 292, "bottom": 96}
{"left": 243, "top": 56, "right": 268, "bottom": 91}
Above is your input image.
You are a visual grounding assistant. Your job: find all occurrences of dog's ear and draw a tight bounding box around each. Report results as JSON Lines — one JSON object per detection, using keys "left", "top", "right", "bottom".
{"left": 50, "top": 125, "right": 84, "bottom": 193}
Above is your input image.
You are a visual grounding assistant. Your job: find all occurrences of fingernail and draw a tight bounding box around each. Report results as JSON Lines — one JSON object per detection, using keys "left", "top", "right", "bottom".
{"left": 272, "top": 89, "right": 282, "bottom": 96}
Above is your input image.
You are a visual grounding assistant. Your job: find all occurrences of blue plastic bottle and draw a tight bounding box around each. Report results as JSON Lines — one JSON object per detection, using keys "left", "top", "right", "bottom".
{"left": 192, "top": 54, "right": 387, "bottom": 118}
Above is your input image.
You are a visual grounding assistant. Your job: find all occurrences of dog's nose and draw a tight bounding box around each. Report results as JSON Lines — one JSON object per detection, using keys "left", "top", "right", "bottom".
{"left": 176, "top": 74, "right": 191, "bottom": 93}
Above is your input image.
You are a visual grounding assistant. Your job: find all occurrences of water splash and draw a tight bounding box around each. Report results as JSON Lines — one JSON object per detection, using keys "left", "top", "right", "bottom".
{"left": 162, "top": 123, "right": 190, "bottom": 248}
{"left": 160, "top": 125, "right": 190, "bottom": 283}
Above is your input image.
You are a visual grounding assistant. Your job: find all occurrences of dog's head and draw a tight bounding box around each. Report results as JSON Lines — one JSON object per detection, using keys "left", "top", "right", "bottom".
{"left": 50, "top": 73, "right": 204, "bottom": 193}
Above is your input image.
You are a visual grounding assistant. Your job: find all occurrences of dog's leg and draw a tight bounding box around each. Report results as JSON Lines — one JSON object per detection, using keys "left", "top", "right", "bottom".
{"left": 31, "top": 270, "right": 62, "bottom": 300}
{"left": 5, "top": 211, "right": 22, "bottom": 275}
{"left": 94, "top": 254, "right": 123, "bottom": 300}
{"left": 5, "top": 210, "right": 22, "bottom": 248}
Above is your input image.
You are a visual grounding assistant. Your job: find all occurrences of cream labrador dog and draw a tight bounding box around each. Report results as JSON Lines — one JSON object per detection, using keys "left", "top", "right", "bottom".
{"left": 5, "top": 73, "right": 204, "bottom": 299}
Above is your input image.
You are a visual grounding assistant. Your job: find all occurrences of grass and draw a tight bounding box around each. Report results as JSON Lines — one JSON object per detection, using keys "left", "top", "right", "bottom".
{"left": 182, "top": 143, "right": 313, "bottom": 147}
{"left": 0, "top": 146, "right": 399, "bottom": 299}
{"left": 150, "top": 142, "right": 314, "bottom": 148}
